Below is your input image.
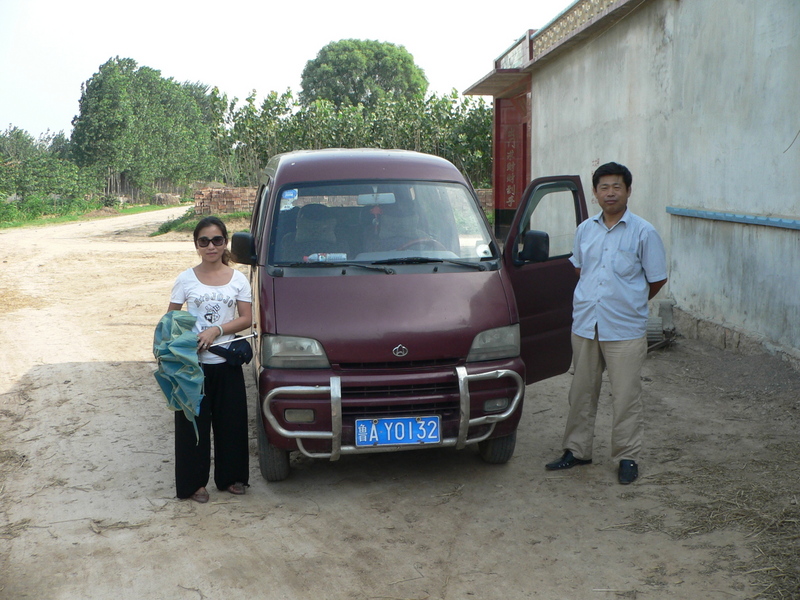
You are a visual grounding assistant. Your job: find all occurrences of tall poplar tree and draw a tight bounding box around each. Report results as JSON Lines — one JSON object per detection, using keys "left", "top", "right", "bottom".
{"left": 71, "top": 57, "right": 217, "bottom": 197}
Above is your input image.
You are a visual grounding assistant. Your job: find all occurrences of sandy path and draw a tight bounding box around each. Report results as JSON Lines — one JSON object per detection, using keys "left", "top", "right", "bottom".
{"left": 1, "top": 208, "right": 798, "bottom": 599}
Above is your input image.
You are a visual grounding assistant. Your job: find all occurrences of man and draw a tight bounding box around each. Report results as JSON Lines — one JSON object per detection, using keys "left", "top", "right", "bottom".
{"left": 545, "top": 162, "right": 667, "bottom": 484}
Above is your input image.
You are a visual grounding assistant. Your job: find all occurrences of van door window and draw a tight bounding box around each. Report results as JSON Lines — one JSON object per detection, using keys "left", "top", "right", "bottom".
{"left": 514, "top": 180, "right": 584, "bottom": 262}
{"left": 253, "top": 179, "right": 270, "bottom": 244}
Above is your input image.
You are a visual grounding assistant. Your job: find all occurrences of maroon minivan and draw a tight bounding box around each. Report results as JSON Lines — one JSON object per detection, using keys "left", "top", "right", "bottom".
{"left": 232, "top": 149, "right": 588, "bottom": 481}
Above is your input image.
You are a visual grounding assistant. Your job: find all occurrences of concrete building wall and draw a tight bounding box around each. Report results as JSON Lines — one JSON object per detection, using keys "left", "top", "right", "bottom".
{"left": 525, "top": 0, "right": 800, "bottom": 365}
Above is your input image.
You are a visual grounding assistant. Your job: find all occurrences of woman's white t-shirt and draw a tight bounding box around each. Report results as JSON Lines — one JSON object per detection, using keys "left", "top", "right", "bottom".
{"left": 170, "top": 267, "right": 252, "bottom": 364}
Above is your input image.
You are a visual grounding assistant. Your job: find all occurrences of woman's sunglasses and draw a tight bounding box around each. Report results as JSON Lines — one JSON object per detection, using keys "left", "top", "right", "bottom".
{"left": 196, "top": 235, "right": 226, "bottom": 248}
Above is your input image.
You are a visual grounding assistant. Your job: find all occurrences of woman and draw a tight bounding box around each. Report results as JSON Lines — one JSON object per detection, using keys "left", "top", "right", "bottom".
{"left": 167, "top": 216, "right": 252, "bottom": 503}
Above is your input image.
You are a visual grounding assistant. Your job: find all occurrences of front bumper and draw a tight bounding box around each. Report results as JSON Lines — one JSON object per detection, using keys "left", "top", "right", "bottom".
{"left": 261, "top": 365, "right": 524, "bottom": 460}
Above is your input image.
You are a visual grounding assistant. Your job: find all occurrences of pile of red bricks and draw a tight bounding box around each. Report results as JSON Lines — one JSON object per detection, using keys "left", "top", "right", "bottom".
{"left": 194, "top": 187, "right": 257, "bottom": 215}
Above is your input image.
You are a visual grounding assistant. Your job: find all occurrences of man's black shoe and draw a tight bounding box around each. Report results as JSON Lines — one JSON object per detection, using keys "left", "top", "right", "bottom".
{"left": 618, "top": 460, "right": 639, "bottom": 484}
{"left": 545, "top": 450, "right": 592, "bottom": 471}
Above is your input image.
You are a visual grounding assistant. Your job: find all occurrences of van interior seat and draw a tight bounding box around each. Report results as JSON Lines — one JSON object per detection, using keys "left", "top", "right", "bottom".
{"left": 363, "top": 200, "right": 429, "bottom": 252}
{"left": 278, "top": 203, "right": 349, "bottom": 261}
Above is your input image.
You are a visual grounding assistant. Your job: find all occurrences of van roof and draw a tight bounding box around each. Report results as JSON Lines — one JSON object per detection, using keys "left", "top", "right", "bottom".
{"left": 264, "top": 149, "right": 467, "bottom": 186}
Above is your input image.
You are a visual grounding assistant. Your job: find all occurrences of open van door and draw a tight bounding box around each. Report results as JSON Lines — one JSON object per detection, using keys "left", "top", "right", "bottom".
{"left": 503, "top": 176, "right": 588, "bottom": 385}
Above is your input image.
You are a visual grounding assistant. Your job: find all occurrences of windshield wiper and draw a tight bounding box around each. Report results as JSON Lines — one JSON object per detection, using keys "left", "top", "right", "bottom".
{"left": 279, "top": 261, "right": 394, "bottom": 274}
{"left": 441, "top": 258, "right": 492, "bottom": 271}
{"left": 372, "top": 256, "right": 439, "bottom": 265}
{"left": 372, "top": 257, "right": 490, "bottom": 271}
{"left": 337, "top": 261, "right": 395, "bottom": 274}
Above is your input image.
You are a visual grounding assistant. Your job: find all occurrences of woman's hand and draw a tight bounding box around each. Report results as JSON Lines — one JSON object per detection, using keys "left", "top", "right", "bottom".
{"left": 197, "top": 326, "right": 220, "bottom": 351}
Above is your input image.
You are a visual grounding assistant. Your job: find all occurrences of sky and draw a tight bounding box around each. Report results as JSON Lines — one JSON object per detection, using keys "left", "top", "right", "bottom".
{"left": 0, "top": 0, "right": 573, "bottom": 139}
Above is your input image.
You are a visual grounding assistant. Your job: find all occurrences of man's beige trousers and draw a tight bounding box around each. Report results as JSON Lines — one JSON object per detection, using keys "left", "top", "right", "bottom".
{"left": 562, "top": 332, "right": 648, "bottom": 462}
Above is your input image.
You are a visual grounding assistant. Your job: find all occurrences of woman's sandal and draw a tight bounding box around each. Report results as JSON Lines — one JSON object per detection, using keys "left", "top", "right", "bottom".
{"left": 227, "top": 482, "right": 246, "bottom": 495}
{"left": 189, "top": 487, "right": 210, "bottom": 503}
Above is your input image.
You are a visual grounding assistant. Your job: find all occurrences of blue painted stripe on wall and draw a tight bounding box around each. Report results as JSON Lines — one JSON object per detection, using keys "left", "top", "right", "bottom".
{"left": 666, "top": 207, "right": 800, "bottom": 231}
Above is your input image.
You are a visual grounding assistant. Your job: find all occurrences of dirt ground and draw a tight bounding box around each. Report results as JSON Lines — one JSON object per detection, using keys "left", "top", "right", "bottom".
{"left": 1, "top": 208, "right": 799, "bottom": 600}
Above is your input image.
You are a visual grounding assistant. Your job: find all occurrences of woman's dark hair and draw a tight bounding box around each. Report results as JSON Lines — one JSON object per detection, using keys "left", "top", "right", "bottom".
{"left": 194, "top": 216, "right": 231, "bottom": 265}
{"left": 592, "top": 162, "right": 632, "bottom": 189}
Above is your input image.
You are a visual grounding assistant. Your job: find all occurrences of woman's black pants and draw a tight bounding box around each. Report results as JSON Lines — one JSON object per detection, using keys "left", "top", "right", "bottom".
{"left": 174, "top": 362, "right": 249, "bottom": 499}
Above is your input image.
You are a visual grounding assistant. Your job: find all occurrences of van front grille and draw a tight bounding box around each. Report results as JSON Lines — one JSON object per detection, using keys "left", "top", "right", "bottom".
{"left": 341, "top": 381, "right": 459, "bottom": 399}
{"left": 338, "top": 358, "right": 460, "bottom": 370}
{"left": 342, "top": 400, "right": 459, "bottom": 419}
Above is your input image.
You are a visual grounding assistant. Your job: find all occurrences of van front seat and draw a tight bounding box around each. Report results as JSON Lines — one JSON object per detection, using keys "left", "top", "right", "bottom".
{"left": 278, "top": 203, "right": 348, "bottom": 262}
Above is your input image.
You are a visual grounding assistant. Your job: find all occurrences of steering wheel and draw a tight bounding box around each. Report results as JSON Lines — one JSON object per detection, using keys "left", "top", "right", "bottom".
{"left": 396, "top": 237, "right": 448, "bottom": 251}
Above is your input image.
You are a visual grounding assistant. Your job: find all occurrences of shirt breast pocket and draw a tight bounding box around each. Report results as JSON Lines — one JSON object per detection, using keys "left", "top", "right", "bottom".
{"left": 614, "top": 250, "right": 640, "bottom": 278}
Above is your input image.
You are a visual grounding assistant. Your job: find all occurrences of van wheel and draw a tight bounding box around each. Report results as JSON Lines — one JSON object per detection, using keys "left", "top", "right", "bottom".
{"left": 257, "top": 414, "right": 290, "bottom": 481}
{"left": 478, "top": 431, "right": 517, "bottom": 464}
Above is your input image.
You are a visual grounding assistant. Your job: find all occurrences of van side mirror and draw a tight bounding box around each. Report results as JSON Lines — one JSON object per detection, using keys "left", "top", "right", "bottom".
{"left": 231, "top": 232, "right": 258, "bottom": 265}
{"left": 519, "top": 230, "right": 549, "bottom": 263}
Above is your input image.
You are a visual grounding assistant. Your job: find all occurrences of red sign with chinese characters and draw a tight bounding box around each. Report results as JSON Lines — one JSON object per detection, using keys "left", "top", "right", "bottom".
{"left": 494, "top": 95, "right": 530, "bottom": 212}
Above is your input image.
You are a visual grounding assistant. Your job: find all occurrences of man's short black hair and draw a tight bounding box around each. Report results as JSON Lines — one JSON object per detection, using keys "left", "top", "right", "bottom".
{"left": 592, "top": 162, "right": 632, "bottom": 189}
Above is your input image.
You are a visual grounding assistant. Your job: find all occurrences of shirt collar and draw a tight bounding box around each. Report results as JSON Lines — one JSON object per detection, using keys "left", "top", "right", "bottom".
{"left": 592, "top": 208, "right": 631, "bottom": 229}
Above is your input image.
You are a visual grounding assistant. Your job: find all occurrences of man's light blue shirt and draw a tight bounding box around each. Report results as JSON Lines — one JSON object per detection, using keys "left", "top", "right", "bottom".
{"left": 569, "top": 209, "right": 667, "bottom": 341}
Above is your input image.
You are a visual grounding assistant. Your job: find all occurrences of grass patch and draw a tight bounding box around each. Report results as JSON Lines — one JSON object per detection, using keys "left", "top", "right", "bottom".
{"left": 0, "top": 203, "right": 190, "bottom": 230}
{"left": 151, "top": 209, "right": 252, "bottom": 236}
{"left": 629, "top": 461, "right": 800, "bottom": 599}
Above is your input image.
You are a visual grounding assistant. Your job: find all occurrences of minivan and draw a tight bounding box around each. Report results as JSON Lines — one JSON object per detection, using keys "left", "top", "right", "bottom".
{"left": 232, "top": 148, "right": 588, "bottom": 481}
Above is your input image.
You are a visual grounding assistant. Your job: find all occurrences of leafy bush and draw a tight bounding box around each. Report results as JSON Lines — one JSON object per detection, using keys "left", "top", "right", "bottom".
{"left": 1, "top": 126, "right": 102, "bottom": 224}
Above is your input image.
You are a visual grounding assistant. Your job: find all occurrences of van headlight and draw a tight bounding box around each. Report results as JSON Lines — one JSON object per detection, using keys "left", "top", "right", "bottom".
{"left": 466, "top": 324, "right": 520, "bottom": 362}
{"left": 261, "top": 335, "right": 330, "bottom": 369}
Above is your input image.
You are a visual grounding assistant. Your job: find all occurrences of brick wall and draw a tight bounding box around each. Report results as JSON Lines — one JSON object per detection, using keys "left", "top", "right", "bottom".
{"left": 194, "top": 187, "right": 257, "bottom": 215}
{"left": 475, "top": 189, "right": 493, "bottom": 213}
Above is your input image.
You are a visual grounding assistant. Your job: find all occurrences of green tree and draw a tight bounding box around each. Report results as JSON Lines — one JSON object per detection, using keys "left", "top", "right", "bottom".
{"left": 230, "top": 90, "right": 294, "bottom": 185}
{"left": 125, "top": 65, "right": 216, "bottom": 189}
{"left": 62, "top": 53, "right": 489, "bottom": 203}
{"left": 0, "top": 126, "right": 36, "bottom": 204}
{"left": 0, "top": 126, "right": 37, "bottom": 162}
{"left": 204, "top": 87, "right": 240, "bottom": 185}
{"left": 362, "top": 92, "right": 492, "bottom": 187}
{"left": 300, "top": 39, "right": 428, "bottom": 109}
{"left": 451, "top": 95, "right": 492, "bottom": 188}
{"left": 71, "top": 57, "right": 136, "bottom": 195}
{"left": 0, "top": 126, "right": 101, "bottom": 223}
{"left": 228, "top": 89, "right": 492, "bottom": 188}
{"left": 71, "top": 57, "right": 218, "bottom": 198}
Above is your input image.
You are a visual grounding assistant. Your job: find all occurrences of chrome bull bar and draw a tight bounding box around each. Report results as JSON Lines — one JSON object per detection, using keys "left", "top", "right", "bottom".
{"left": 261, "top": 366, "right": 525, "bottom": 461}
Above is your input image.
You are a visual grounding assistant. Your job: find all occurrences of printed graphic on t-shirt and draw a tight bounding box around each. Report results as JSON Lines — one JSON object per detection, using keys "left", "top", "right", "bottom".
{"left": 192, "top": 292, "right": 236, "bottom": 326}
{"left": 204, "top": 303, "right": 221, "bottom": 324}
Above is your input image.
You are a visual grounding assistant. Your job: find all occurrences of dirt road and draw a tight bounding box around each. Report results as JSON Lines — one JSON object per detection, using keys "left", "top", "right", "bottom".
{"left": 1, "top": 209, "right": 798, "bottom": 599}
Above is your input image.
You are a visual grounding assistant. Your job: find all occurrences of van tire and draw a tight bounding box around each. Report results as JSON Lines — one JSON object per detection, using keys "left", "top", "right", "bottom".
{"left": 478, "top": 431, "right": 517, "bottom": 464}
{"left": 257, "top": 414, "right": 290, "bottom": 482}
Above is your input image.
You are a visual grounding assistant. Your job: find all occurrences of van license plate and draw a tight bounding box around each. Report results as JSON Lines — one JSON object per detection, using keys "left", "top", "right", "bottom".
{"left": 355, "top": 416, "right": 441, "bottom": 447}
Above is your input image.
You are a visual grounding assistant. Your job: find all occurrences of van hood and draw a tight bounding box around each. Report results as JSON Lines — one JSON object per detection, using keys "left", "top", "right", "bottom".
{"left": 272, "top": 271, "right": 513, "bottom": 364}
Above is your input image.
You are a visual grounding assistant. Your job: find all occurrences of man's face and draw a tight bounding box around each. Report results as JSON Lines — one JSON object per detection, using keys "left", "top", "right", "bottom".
{"left": 593, "top": 174, "right": 631, "bottom": 219}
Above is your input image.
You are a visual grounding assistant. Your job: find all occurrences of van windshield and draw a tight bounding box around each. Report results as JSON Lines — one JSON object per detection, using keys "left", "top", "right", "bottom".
{"left": 270, "top": 181, "right": 496, "bottom": 265}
